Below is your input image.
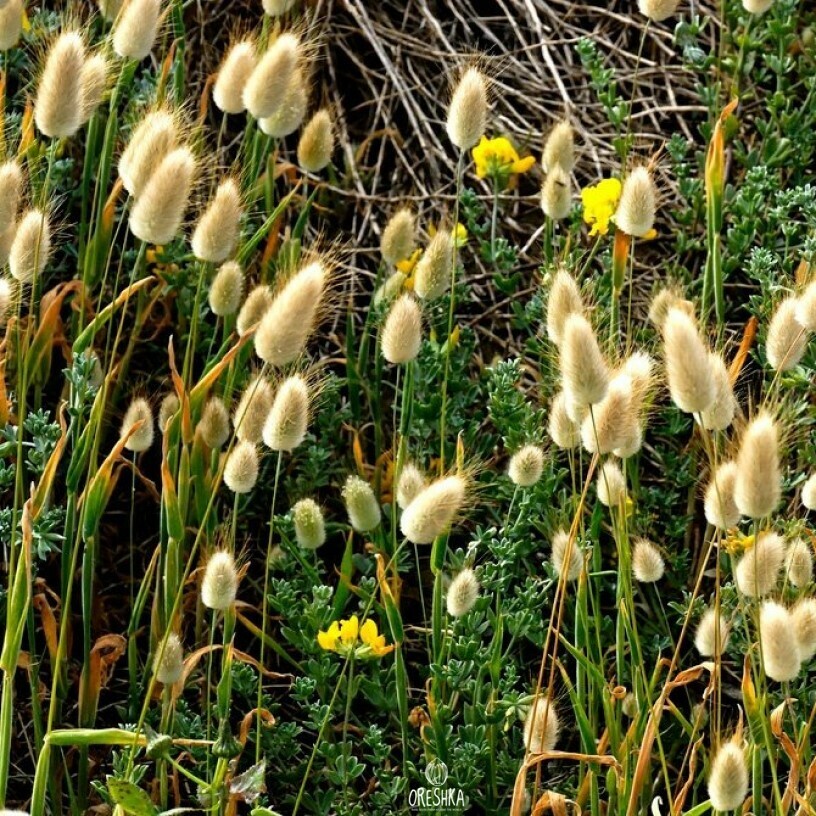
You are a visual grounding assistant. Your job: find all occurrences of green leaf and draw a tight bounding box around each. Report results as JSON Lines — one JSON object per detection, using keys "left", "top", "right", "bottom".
{"left": 107, "top": 778, "right": 159, "bottom": 816}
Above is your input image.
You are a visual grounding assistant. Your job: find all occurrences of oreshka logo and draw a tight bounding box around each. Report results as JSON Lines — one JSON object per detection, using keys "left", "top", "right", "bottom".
{"left": 408, "top": 758, "right": 466, "bottom": 812}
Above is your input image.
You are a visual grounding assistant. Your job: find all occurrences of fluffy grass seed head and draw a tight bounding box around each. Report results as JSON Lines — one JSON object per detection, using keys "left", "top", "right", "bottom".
{"left": 759, "top": 600, "right": 801, "bottom": 682}
{"left": 446, "top": 66, "right": 488, "bottom": 151}
{"left": 153, "top": 632, "right": 184, "bottom": 685}
{"left": 0, "top": 220, "right": 16, "bottom": 268}
{"left": 632, "top": 538, "right": 665, "bottom": 583}
{"left": 255, "top": 259, "right": 328, "bottom": 366}
{"left": 400, "top": 475, "right": 467, "bottom": 544}
{"left": 597, "top": 460, "right": 626, "bottom": 508}
{"left": 119, "top": 109, "right": 178, "bottom": 198}
{"left": 198, "top": 397, "right": 230, "bottom": 449}
{"left": 784, "top": 538, "right": 813, "bottom": 588}
{"left": 560, "top": 313, "right": 609, "bottom": 408}
{"left": 546, "top": 268, "right": 583, "bottom": 346}
{"left": 734, "top": 412, "right": 781, "bottom": 519}
{"left": 158, "top": 392, "right": 179, "bottom": 433}
{"left": 0, "top": 162, "right": 22, "bottom": 232}
{"left": 0, "top": 277, "right": 16, "bottom": 322}
{"left": 698, "top": 352, "right": 737, "bottom": 431}
{"left": 735, "top": 531, "right": 785, "bottom": 597}
{"left": 802, "top": 472, "right": 816, "bottom": 511}
{"left": 548, "top": 391, "right": 581, "bottom": 449}
{"left": 414, "top": 229, "right": 454, "bottom": 301}
{"left": 396, "top": 463, "right": 426, "bottom": 509}
{"left": 129, "top": 147, "right": 196, "bottom": 246}
{"left": 298, "top": 108, "right": 334, "bottom": 172}
{"left": 121, "top": 397, "right": 154, "bottom": 452}
{"left": 446, "top": 568, "right": 480, "bottom": 617}
{"left": 113, "top": 0, "right": 161, "bottom": 61}
{"left": 80, "top": 54, "right": 110, "bottom": 123}
{"left": 508, "top": 444, "right": 544, "bottom": 488}
{"left": 381, "top": 208, "right": 416, "bottom": 266}
{"left": 766, "top": 296, "right": 808, "bottom": 371}
{"left": 795, "top": 280, "right": 816, "bottom": 331}
{"left": 192, "top": 178, "right": 243, "bottom": 263}
{"left": 694, "top": 607, "right": 730, "bottom": 657}
{"left": 342, "top": 475, "right": 381, "bottom": 533}
{"left": 262, "top": 374, "right": 310, "bottom": 452}
{"left": 540, "top": 167, "right": 571, "bottom": 221}
{"left": 209, "top": 261, "right": 244, "bottom": 316}
{"left": 243, "top": 31, "right": 301, "bottom": 120}
{"left": 382, "top": 293, "right": 422, "bottom": 364}
{"left": 664, "top": 307, "right": 715, "bottom": 414}
{"left": 580, "top": 375, "right": 637, "bottom": 455}
{"left": 638, "top": 0, "right": 681, "bottom": 22}
{"left": 742, "top": 0, "right": 774, "bottom": 13}
{"left": 233, "top": 375, "right": 274, "bottom": 443}
{"left": 708, "top": 742, "right": 749, "bottom": 813}
{"left": 213, "top": 40, "right": 257, "bottom": 115}
{"left": 9, "top": 210, "right": 51, "bottom": 285}
{"left": 35, "top": 31, "right": 86, "bottom": 139}
{"left": 792, "top": 598, "right": 816, "bottom": 660}
{"left": 258, "top": 66, "right": 308, "bottom": 138}
{"left": 648, "top": 287, "right": 695, "bottom": 330}
{"left": 237, "top": 284, "right": 273, "bottom": 335}
{"left": 523, "top": 697, "right": 560, "bottom": 754}
{"left": 614, "top": 166, "right": 656, "bottom": 238}
{"left": 542, "top": 120, "right": 574, "bottom": 174}
{"left": 551, "top": 529, "right": 582, "bottom": 582}
{"left": 374, "top": 271, "right": 406, "bottom": 306}
{"left": 292, "top": 498, "right": 326, "bottom": 550}
{"left": 704, "top": 461, "right": 741, "bottom": 530}
{"left": 98, "top": 0, "right": 124, "bottom": 19}
{"left": 263, "top": 0, "right": 297, "bottom": 15}
{"left": 223, "top": 440, "right": 259, "bottom": 494}
{"left": 0, "top": 0, "right": 24, "bottom": 50}
{"left": 621, "top": 351, "right": 655, "bottom": 412}
{"left": 201, "top": 551, "right": 239, "bottom": 610}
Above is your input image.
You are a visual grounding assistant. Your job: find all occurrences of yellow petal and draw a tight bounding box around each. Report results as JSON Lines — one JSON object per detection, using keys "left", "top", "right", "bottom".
{"left": 511, "top": 155, "right": 536, "bottom": 175}
{"left": 360, "top": 619, "right": 379, "bottom": 646}
{"left": 339, "top": 615, "right": 359, "bottom": 645}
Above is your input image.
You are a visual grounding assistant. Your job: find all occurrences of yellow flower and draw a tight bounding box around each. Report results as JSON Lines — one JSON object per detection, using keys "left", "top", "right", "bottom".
{"left": 396, "top": 248, "right": 422, "bottom": 275}
{"left": 359, "top": 619, "right": 394, "bottom": 657}
{"left": 581, "top": 178, "right": 622, "bottom": 237}
{"left": 339, "top": 615, "right": 359, "bottom": 646}
{"left": 723, "top": 530, "right": 756, "bottom": 557}
{"left": 428, "top": 222, "right": 469, "bottom": 247}
{"left": 317, "top": 616, "right": 393, "bottom": 658}
{"left": 471, "top": 136, "right": 536, "bottom": 181}
{"left": 317, "top": 621, "right": 341, "bottom": 651}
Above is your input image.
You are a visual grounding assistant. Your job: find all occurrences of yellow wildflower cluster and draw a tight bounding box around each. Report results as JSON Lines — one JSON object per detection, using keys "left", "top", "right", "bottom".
{"left": 317, "top": 615, "right": 394, "bottom": 658}
{"left": 580, "top": 178, "right": 622, "bottom": 237}
{"left": 471, "top": 136, "right": 535, "bottom": 182}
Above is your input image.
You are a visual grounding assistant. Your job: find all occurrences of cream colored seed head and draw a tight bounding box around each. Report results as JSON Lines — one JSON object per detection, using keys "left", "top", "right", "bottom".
{"left": 258, "top": 67, "right": 308, "bottom": 138}
{"left": 560, "top": 313, "right": 609, "bottom": 408}
{"left": 766, "top": 296, "right": 808, "bottom": 371}
{"left": 292, "top": 498, "right": 326, "bottom": 550}
{"left": 0, "top": 162, "right": 21, "bottom": 233}
{"left": 508, "top": 444, "right": 544, "bottom": 488}
{"left": 546, "top": 268, "right": 583, "bottom": 346}
{"left": 213, "top": 41, "right": 257, "bottom": 115}
{"left": 0, "top": 277, "right": 16, "bottom": 322}
{"left": 192, "top": 179, "right": 243, "bottom": 263}
{"left": 153, "top": 632, "right": 184, "bottom": 685}
{"left": 262, "top": 375, "right": 310, "bottom": 452}
{"left": 802, "top": 473, "right": 816, "bottom": 511}
{"left": 548, "top": 391, "right": 581, "bottom": 449}
{"left": 597, "top": 460, "right": 626, "bottom": 508}
{"left": 233, "top": 375, "right": 274, "bottom": 443}
{"left": 255, "top": 261, "right": 328, "bottom": 366}
{"left": 551, "top": 529, "right": 582, "bottom": 582}
{"left": 0, "top": 0, "right": 23, "bottom": 50}
{"left": 236, "top": 285, "right": 273, "bottom": 336}
{"left": 374, "top": 271, "right": 406, "bottom": 306}
{"left": 158, "top": 392, "right": 179, "bottom": 433}
{"left": 263, "top": 0, "right": 298, "bottom": 15}
{"left": 9, "top": 210, "right": 51, "bottom": 284}
{"left": 243, "top": 32, "right": 301, "bottom": 120}
{"left": 0, "top": 221, "right": 16, "bottom": 267}
{"left": 446, "top": 568, "right": 480, "bottom": 617}
{"left": 446, "top": 67, "right": 488, "bottom": 151}
{"left": 760, "top": 600, "right": 801, "bottom": 682}
{"left": 663, "top": 307, "right": 715, "bottom": 414}
{"left": 613, "top": 423, "right": 643, "bottom": 459}
{"left": 637, "top": 0, "right": 681, "bottom": 22}
{"left": 523, "top": 697, "right": 559, "bottom": 754}
{"left": 198, "top": 397, "right": 230, "bottom": 449}
{"left": 298, "top": 109, "right": 334, "bottom": 173}
{"left": 209, "top": 261, "right": 244, "bottom": 316}
{"left": 80, "top": 54, "right": 110, "bottom": 123}
{"left": 414, "top": 229, "right": 454, "bottom": 301}
{"left": 396, "top": 463, "right": 426, "bottom": 510}
{"left": 380, "top": 208, "right": 416, "bottom": 266}
{"left": 542, "top": 120, "right": 574, "bottom": 174}
{"left": 694, "top": 607, "right": 730, "bottom": 657}
{"left": 795, "top": 280, "right": 816, "bottom": 331}
{"left": 784, "top": 538, "right": 814, "bottom": 588}
{"left": 735, "top": 532, "right": 785, "bottom": 597}
{"left": 201, "top": 551, "right": 239, "bottom": 610}
{"left": 119, "top": 110, "right": 178, "bottom": 198}
{"left": 615, "top": 167, "right": 656, "bottom": 238}
{"left": 113, "top": 0, "right": 161, "bottom": 61}
{"left": 698, "top": 352, "right": 737, "bottom": 431}
{"left": 223, "top": 440, "right": 259, "bottom": 493}
{"left": 121, "top": 397, "right": 154, "bottom": 452}
{"left": 704, "top": 461, "right": 741, "bottom": 530}
{"left": 540, "top": 167, "right": 571, "bottom": 221}
{"left": 35, "top": 32, "right": 86, "bottom": 139}
{"left": 621, "top": 351, "right": 655, "bottom": 413}
{"left": 742, "top": 0, "right": 774, "bottom": 13}
{"left": 648, "top": 287, "right": 694, "bottom": 330}
{"left": 632, "top": 539, "right": 665, "bottom": 583}
{"left": 400, "top": 475, "right": 466, "bottom": 545}
{"left": 382, "top": 293, "right": 422, "bottom": 365}
{"left": 129, "top": 147, "right": 196, "bottom": 246}
{"left": 98, "top": 0, "right": 124, "bottom": 21}
{"left": 792, "top": 598, "right": 816, "bottom": 661}
{"left": 342, "top": 475, "right": 381, "bottom": 533}
{"left": 708, "top": 742, "right": 748, "bottom": 813}
{"left": 580, "top": 375, "right": 636, "bottom": 455}
{"left": 734, "top": 413, "right": 781, "bottom": 519}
